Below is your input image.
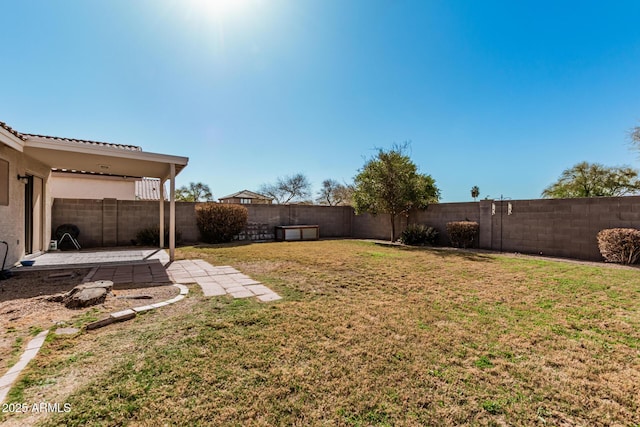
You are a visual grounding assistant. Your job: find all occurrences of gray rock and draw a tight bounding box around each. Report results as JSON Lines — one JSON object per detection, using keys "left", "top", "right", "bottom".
{"left": 48, "top": 280, "right": 115, "bottom": 309}
{"left": 65, "top": 287, "right": 108, "bottom": 308}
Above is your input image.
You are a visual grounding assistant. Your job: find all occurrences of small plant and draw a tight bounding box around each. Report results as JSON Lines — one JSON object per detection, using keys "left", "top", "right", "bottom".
{"left": 597, "top": 228, "right": 640, "bottom": 264}
{"left": 28, "top": 326, "right": 43, "bottom": 336}
{"left": 135, "top": 225, "right": 182, "bottom": 247}
{"left": 446, "top": 221, "right": 479, "bottom": 248}
{"left": 474, "top": 355, "right": 494, "bottom": 369}
{"left": 399, "top": 224, "right": 438, "bottom": 246}
{"left": 196, "top": 203, "right": 248, "bottom": 243}
{"left": 481, "top": 400, "right": 503, "bottom": 414}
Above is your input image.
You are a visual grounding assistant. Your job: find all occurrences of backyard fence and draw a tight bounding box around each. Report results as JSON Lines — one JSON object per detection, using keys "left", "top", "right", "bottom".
{"left": 52, "top": 196, "right": 640, "bottom": 262}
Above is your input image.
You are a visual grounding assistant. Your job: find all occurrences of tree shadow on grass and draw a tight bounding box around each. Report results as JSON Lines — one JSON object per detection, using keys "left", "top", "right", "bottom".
{"left": 0, "top": 269, "right": 90, "bottom": 302}
{"left": 191, "top": 241, "right": 254, "bottom": 249}
{"left": 374, "top": 242, "right": 495, "bottom": 262}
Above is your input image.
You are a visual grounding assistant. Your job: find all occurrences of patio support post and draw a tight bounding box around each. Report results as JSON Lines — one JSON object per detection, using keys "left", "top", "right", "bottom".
{"left": 169, "top": 163, "right": 176, "bottom": 261}
{"left": 159, "top": 178, "right": 165, "bottom": 249}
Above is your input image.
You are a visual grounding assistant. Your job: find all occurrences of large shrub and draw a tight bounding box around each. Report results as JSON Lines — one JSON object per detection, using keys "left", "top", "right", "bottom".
{"left": 196, "top": 203, "right": 248, "bottom": 243}
{"left": 399, "top": 224, "right": 438, "bottom": 246}
{"left": 597, "top": 228, "right": 640, "bottom": 264}
{"left": 135, "top": 225, "right": 181, "bottom": 247}
{"left": 446, "top": 221, "right": 479, "bottom": 248}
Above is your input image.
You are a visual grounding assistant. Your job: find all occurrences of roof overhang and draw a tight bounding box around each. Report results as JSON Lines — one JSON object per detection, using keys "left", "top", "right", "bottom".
{"left": 23, "top": 137, "right": 188, "bottom": 180}
{"left": 0, "top": 127, "right": 25, "bottom": 152}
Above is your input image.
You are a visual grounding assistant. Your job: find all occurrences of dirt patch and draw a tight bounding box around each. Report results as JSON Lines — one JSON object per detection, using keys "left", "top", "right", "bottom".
{"left": 0, "top": 269, "right": 178, "bottom": 373}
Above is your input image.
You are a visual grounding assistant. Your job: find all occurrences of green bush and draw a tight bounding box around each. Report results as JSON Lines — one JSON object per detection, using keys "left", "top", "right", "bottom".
{"left": 196, "top": 203, "right": 248, "bottom": 243}
{"left": 446, "top": 221, "right": 479, "bottom": 248}
{"left": 135, "top": 225, "right": 181, "bottom": 247}
{"left": 399, "top": 224, "right": 438, "bottom": 246}
{"left": 597, "top": 228, "right": 640, "bottom": 264}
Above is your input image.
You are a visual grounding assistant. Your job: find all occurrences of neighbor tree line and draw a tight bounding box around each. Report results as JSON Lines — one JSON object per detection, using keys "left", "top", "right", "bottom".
{"left": 176, "top": 122, "right": 640, "bottom": 241}
{"left": 541, "top": 123, "right": 640, "bottom": 198}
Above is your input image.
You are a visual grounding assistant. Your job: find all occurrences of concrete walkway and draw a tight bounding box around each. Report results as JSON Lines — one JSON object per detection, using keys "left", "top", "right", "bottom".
{"left": 0, "top": 330, "right": 49, "bottom": 404}
{"left": 28, "top": 250, "right": 281, "bottom": 302}
{"left": 166, "top": 260, "right": 282, "bottom": 302}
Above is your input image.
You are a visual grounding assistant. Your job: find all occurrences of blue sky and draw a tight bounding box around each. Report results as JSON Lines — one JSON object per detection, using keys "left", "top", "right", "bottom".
{"left": 2, "top": 0, "right": 640, "bottom": 202}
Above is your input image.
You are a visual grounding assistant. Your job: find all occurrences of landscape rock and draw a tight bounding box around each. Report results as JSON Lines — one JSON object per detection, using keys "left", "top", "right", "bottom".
{"left": 65, "top": 287, "right": 108, "bottom": 308}
{"left": 47, "top": 280, "right": 114, "bottom": 309}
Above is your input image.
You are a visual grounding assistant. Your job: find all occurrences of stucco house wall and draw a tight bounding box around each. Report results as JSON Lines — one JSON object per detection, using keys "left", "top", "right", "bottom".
{"left": 49, "top": 172, "right": 136, "bottom": 200}
{"left": 0, "top": 142, "right": 52, "bottom": 267}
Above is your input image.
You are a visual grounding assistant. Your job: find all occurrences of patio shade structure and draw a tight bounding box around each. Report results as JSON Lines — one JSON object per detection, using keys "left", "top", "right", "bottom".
{"left": 22, "top": 134, "right": 188, "bottom": 261}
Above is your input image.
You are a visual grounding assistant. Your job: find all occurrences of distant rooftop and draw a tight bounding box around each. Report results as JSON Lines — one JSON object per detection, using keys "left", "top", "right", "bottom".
{"left": 135, "top": 178, "right": 167, "bottom": 201}
{"left": 219, "top": 190, "right": 273, "bottom": 200}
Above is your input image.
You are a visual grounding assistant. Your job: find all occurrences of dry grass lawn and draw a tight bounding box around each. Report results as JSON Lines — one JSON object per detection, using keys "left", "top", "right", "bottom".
{"left": 2, "top": 240, "right": 639, "bottom": 426}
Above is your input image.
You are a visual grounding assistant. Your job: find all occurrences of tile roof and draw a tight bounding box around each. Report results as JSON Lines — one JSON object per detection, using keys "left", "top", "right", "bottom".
{"left": 219, "top": 189, "right": 273, "bottom": 200}
{"left": 1, "top": 120, "right": 142, "bottom": 150}
{"left": 23, "top": 133, "right": 142, "bottom": 151}
{"left": 0, "top": 120, "right": 27, "bottom": 140}
{"left": 135, "top": 178, "right": 167, "bottom": 201}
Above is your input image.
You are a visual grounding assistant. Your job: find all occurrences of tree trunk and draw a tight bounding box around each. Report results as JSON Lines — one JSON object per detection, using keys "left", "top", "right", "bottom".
{"left": 390, "top": 214, "right": 396, "bottom": 242}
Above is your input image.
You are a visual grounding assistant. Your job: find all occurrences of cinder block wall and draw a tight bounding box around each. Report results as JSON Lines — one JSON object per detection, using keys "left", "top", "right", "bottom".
{"left": 116, "top": 201, "right": 199, "bottom": 245}
{"left": 52, "top": 196, "right": 640, "bottom": 262}
{"left": 407, "top": 197, "right": 640, "bottom": 261}
{"left": 238, "top": 204, "right": 352, "bottom": 237}
{"left": 352, "top": 212, "right": 406, "bottom": 241}
{"left": 51, "top": 199, "right": 104, "bottom": 247}
{"left": 410, "top": 202, "right": 481, "bottom": 246}
{"left": 489, "top": 197, "right": 640, "bottom": 260}
{"left": 285, "top": 205, "right": 353, "bottom": 237}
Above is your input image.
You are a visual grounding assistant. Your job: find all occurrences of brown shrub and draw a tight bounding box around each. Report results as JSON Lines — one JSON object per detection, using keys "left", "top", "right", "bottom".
{"left": 446, "top": 221, "right": 479, "bottom": 248}
{"left": 596, "top": 228, "right": 640, "bottom": 264}
{"left": 196, "top": 203, "right": 248, "bottom": 243}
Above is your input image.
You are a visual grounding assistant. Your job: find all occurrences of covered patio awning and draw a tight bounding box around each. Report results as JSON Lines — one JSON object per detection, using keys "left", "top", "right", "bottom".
{"left": 23, "top": 134, "right": 189, "bottom": 261}
{"left": 23, "top": 135, "right": 187, "bottom": 180}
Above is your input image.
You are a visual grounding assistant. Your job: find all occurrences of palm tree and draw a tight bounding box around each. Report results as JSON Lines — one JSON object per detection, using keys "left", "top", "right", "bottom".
{"left": 471, "top": 186, "right": 480, "bottom": 201}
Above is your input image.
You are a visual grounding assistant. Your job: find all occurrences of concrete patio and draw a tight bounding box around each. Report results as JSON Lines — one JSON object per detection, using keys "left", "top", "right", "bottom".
{"left": 19, "top": 248, "right": 170, "bottom": 270}
{"left": 16, "top": 248, "right": 281, "bottom": 301}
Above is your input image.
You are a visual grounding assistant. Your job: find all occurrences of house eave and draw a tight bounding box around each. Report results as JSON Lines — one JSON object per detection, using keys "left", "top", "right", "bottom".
{"left": 23, "top": 138, "right": 189, "bottom": 180}
{"left": 0, "top": 127, "right": 25, "bottom": 152}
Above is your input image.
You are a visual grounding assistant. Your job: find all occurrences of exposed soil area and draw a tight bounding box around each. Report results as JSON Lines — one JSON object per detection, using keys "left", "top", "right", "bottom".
{"left": 0, "top": 269, "right": 178, "bottom": 372}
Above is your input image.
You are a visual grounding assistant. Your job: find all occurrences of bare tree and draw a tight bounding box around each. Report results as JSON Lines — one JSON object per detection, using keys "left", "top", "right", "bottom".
{"left": 176, "top": 182, "right": 213, "bottom": 202}
{"left": 631, "top": 124, "right": 640, "bottom": 150}
{"left": 316, "top": 179, "right": 354, "bottom": 206}
{"left": 259, "top": 173, "right": 311, "bottom": 204}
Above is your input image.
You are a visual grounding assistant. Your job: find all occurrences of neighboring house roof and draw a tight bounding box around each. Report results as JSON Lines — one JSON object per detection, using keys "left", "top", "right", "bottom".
{"left": 135, "top": 178, "right": 167, "bottom": 201}
{"left": 219, "top": 190, "right": 273, "bottom": 200}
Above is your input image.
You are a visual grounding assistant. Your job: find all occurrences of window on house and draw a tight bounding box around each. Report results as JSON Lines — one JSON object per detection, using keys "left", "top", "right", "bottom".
{"left": 0, "top": 159, "right": 8, "bottom": 206}
{"left": 240, "top": 198, "right": 251, "bottom": 204}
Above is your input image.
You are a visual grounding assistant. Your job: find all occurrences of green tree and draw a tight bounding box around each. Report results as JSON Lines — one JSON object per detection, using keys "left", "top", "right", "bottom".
{"left": 316, "top": 179, "right": 354, "bottom": 206}
{"left": 353, "top": 144, "right": 440, "bottom": 241}
{"left": 176, "top": 182, "right": 213, "bottom": 202}
{"left": 471, "top": 185, "right": 480, "bottom": 201}
{"left": 541, "top": 162, "right": 640, "bottom": 198}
